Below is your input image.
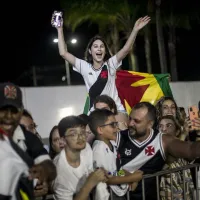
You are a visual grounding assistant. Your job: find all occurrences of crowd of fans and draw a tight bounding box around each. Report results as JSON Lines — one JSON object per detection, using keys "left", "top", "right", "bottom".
{"left": 1, "top": 82, "right": 199, "bottom": 200}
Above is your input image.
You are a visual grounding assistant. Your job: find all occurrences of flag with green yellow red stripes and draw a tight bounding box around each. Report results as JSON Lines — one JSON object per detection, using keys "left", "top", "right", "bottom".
{"left": 83, "top": 70, "right": 173, "bottom": 115}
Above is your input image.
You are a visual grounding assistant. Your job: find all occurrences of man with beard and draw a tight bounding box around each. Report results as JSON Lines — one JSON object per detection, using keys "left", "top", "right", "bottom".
{"left": 115, "top": 102, "right": 200, "bottom": 200}
{"left": 52, "top": 115, "right": 108, "bottom": 200}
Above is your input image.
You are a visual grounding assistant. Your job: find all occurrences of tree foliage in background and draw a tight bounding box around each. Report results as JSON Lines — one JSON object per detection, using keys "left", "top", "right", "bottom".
{"left": 60, "top": 0, "right": 200, "bottom": 79}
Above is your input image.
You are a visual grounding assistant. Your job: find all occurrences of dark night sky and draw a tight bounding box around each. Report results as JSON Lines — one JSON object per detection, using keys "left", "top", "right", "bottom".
{"left": 4, "top": 0, "right": 200, "bottom": 85}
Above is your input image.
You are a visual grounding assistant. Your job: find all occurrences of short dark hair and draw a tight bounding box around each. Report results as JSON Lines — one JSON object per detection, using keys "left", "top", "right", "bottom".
{"left": 22, "top": 109, "right": 33, "bottom": 120}
{"left": 84, "top": 35, "right": 112, "bottom": 64}
{"left": 94, "top": 95, "right": 118, "bottom": 115}
{"left": 58, "top": 116, "right": 86, "bottom": 137}
{"left": 78, "top": 113, "right": 89, "bottom": 126}
{"left": 89, "top": 109, "right": 115, "bottom": 136}
{"left": 132, "top": 102, "right": 157, "bottom": 122}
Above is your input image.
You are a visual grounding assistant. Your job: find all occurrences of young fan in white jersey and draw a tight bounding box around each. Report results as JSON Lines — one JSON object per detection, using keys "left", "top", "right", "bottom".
{"left": 88, "top": 109, "right": 143, "bottom": 199}
{"left": 52, "top": 116, "right": 107, "bottom": 200}
{"left": 53, "top": 12, "right": 150, "bottom": 113}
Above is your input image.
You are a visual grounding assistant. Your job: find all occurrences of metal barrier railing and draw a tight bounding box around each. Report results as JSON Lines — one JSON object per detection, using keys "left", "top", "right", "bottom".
{"left": 141, "top": 163, "right": 200, "bottom": 200}
{"left": 109, "top": 163, "right": 200, "bottom": 200}
{"left": 46, "top": 163, "right": 200, "bottom": 200}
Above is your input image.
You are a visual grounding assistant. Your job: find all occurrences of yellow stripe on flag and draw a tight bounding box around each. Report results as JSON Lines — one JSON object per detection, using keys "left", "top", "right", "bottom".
{"left": 129, "top": 71, "right": 164, "bottom": 105}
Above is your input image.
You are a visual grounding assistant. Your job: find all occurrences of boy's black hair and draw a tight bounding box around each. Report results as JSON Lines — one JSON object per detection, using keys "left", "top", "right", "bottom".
{"left": 58, "top": 116, "right": 85, "bottom": 137}
{"left": 88, "top": 109, "right": 115, "bottom": 136}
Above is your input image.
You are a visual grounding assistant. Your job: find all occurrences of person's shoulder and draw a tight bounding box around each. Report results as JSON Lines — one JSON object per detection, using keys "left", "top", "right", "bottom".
{"left": 92, "top": 141, "right": 106, "bottom": 158}
{"left": 81, "top": 142, "right": 92, "bottom": 155}
{"left": 108, "top": 54, "right": 117, "bottom": 61}
{"left": 0, "top": 136, "right": 12, "bottom": 158}
{"left": 14, "top": 125, "right": 44, "bottom": 149}
{"left": 119, "top": 129, "right": 129, "bottom": 140}
{"left": 85, "top": 142, "right": 92, "bottom": 150}
{"left": 161, "top": 133, "right": 179, "bottom": 149}
{"left": 79, "top": 143, "right": 92, "bottom": 165}
{"left": 19, "top": 125, "right": 39, "bottom": 140}
{"left": 92, "top": 140, "right": 106, "bottom": 151}
{"left": 21, "top": 125, "right": 45, "bottom": 146}
{"left": 75, "top": 57, "right": 91, "bottom": 67}
{"left": 120, "top": 129, "right": 129, "bottom": 135}
{"left": 162, "top": 133, "right": 175, "bottom": 141}
{"left": 54, "top": 150, "right": 67, "bottom": 170}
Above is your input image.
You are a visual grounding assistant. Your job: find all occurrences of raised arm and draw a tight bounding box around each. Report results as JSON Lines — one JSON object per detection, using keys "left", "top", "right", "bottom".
{"left": 163, "top": 134, "right": 200, "bottom": 160}
{"left": 52, "top": 13, "right": 76, "bottom": 66}
{"left": 116, "top": 16, "right": 150, "bottom": 63}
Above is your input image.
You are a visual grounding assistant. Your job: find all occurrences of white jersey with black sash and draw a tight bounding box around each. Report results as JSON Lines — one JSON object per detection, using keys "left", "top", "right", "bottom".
{"left": 73, "top": 55, "right": 125, "bottom": 111}
{"left": 116, "top": 129, "right": 166, "bottom": 200}
{"left": 92, "top": 140, "right": 129, "bottom": 197}
{"left": 0, "top": 133, "right": 34, "bottom": 200}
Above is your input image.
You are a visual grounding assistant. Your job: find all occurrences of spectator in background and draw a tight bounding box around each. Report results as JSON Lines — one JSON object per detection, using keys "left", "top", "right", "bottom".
{"left": 20, "top": 109, "right": 50, "bottom": 152}
{"left": 156, "top": 97, "right": 189, "bottom": 141}
{"left": 94, "top": 95, "right": 128, "bottom": 131}
{"left": 156, "top": 97, "right": 183, "bottom": 125}
{"left": 78, "top": 113, "right": 95, "bottom": 145}
{"left": 179, "top": 107, "right": 187, "bottom": 121}
{"left": 159, "top": 115, "right": 194, "bottom": 200}
{"left": 20, "top": 109, "right": 42, "bottom": 141}
{"left": 188, "top": 102, "right": 200, "bottom": 192}
{"left": 49, "top": 125, "right": 65, "bottom": 160}
{"left": 156, "top": 97, "right": 200, "bottom": 141}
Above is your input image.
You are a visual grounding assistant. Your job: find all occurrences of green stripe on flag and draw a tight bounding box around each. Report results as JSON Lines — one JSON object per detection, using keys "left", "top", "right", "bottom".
{"left": 83, "top": 95, "right": 90, "bottom": 114}
{"left": 154, "top": 74, "right": 173, "bottom": 97}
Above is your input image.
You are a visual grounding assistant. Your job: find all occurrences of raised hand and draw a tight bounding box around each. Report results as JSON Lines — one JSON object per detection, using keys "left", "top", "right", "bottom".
{"left": 192, "top": 117, "right": 200, "bottom": 131}
{"left": 134, "top": 16, "right": 151, "bottom": 31}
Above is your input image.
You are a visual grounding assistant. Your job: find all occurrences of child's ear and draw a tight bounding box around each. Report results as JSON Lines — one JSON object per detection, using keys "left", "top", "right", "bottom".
{"left": 89, "top": 49, "right": 91, "bottom": 54}
{"left": 97, "top": 126, "right": 103, "bottom": 135}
